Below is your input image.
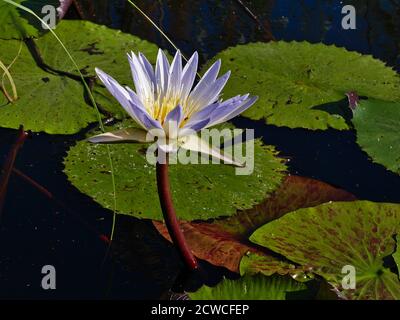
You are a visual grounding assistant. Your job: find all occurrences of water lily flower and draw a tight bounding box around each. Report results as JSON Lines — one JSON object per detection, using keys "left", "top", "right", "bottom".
{"left": 89, "top": 49, "right": 258, "bottom": 165}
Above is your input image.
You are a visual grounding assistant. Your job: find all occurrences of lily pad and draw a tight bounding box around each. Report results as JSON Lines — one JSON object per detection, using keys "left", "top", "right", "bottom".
{"left": 37, "top": 20, "right": 161, "bottom": 83}
{"left": 0, "top": 39, "right": 98, "bottom": 134}
{"left": 0, "top": 0, "right": 59, "bottom": 39}
{"left": 352, "top": 99, "right": 400, "bottom": 175}
{"left": 188, "top": 275, "right": 307, "bottom": 300}
{"left": 63, "top": 120, "right": 287, "bottom": 220}
{"left": 154, "top": 175, "right": 355, "bottom": 273}
{"left": 250, "top": 201, "right": 400, "bottom": 300}
{"left": 205, "top": 42, "right": 400, "bottom": 130}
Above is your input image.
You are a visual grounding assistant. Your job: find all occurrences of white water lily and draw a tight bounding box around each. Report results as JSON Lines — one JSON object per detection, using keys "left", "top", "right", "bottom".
{"left": 89, "top": 49, "right": 257, "bottom": 165}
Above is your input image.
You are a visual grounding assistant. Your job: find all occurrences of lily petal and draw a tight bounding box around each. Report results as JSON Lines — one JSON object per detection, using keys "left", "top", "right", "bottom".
{"left": 207, "top": 95, "right": 257, "bottom": 128}
{"left": 127, "top": 52, "right": 154, "bottom": 104}
{"left": 164, "top": 104, "right": 184, "bottom": 138}
{"left": 180, "top": 52, "right": 198, "bottom": 101}
{"left": 187, "top": 59, "right": 221, "bottom": 109}
{"left": 155, "top": 49, "right": 170, "bottom": 98}
{"left": 88, "top": 127, "right": 154, "bottom": 144}
{"left": 167, "top": 50, "right": 182, "bottom": 99}
{"left": 139, "top": 52, "right": 156, "bottom": 85}
{"left": 180, "top": 134, "right": 244, "bottom": 167}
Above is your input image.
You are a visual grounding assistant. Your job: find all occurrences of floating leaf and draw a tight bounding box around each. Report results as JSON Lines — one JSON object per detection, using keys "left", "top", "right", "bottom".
{"left": 154, "top": 175, "right": 355, "bottom": 273}
{"left": 250, "top": 201, "right": 400, "bottom": 300}
{"left": 0, "top": 39, "right": 98, "bottom": 134}
{"left": 37, "top": 20, "right": 162, "bottom": 81}
{"left": 36, "top": 20, "right": 168, "bottom": 119}
{"left": 188, "top": 275, "right": 307, "bottom": 300}
{"left": 63, "top": 120, "right": 286, "bottom": 220}
{"left": 205, "top": 42, "right": 400, "bottom": 130}
{"left": 352, "top": 99, "right": 400, "bottom": 175}
{"left": 0, "top": 0, "right": 59, "bottom": 39}
{"left": 239, "top": 253, "right": 313, "bottom": 282}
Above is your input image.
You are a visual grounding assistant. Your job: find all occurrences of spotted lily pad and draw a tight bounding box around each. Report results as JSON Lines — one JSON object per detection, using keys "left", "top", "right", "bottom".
{"left": 188, "top": 275, "right": 307, "bottom": 300}
{"left": 154, "top": 175, "right": 355, "bottom": 272}
{"left": 0, "top": 0, "right": 59, "bottom": 39}
{"left": 352, "top": 99, "right": 400, "bottom": 175}
{"left": 63, "top": 120, "right": 286, "bottom": 220}
{"left": 0, "top": 39, "right": 98, "bottom": 134}
{"left": 250, "top": 201, "right": 400, "bottom": 300}
{"left": 205, "top": 42, "right": 400, "bottom": 130}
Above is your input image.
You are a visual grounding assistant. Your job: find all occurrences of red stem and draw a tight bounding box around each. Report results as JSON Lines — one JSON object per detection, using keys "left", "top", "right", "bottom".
{"left": 156, "top": 156, "right": 198, "bottom": 271}
{"left": 0, "top": 126, "right": 29, "bottom": 215}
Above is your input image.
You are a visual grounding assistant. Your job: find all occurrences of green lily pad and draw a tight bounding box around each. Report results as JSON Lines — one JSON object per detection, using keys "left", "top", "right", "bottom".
{"left": 37, "top": 20, "right": 161, "bottom": 83}
{"left": 0, "top": 0, "right": 59, "bottom": 39}
{"left": 0, "top": 39, "right": 98, "bottom": 134}
{"left": 250, "top": 201, "right": 400, "bottom": 300}
{"left": 205, "top": 42, "right": 400, "bottom": 130}
{"left": 352, "top": 99, "right": 400, "bottom": 175}
{"left": 63, "top": 120, "right": 287, "bottom": 220}
{"left": 154, "top": 175, "right": 355, "bottom": 273}
{"left": 188, "top": 275, "right": 307, "bottom": 300}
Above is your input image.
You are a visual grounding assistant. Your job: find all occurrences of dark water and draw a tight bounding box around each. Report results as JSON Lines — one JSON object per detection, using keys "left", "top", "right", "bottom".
{"left": 0, "top": 0, "right": 400, "bottom": 299}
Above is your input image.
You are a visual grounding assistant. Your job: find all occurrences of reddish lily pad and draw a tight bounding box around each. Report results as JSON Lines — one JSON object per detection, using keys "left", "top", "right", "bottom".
{"left": 250, "top": 201, "right": 400, "bottom": 300}
{"left": 154, "top": 175, "right": 355, "bottom": 273}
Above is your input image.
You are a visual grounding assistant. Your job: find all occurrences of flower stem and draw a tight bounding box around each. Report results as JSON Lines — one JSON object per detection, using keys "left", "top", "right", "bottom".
{"left": 156, "top": 154, "right": 198, "bottom": 271}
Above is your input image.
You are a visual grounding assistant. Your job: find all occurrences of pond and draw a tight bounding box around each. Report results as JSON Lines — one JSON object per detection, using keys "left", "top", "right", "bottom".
{"left": 0, "top": 0, "right": 399, "bottom": 299}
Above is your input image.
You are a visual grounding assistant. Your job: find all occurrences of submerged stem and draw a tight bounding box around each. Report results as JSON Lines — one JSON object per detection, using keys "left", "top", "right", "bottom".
{"left": 156, "top": 153, "right": 198, "bottom": 271}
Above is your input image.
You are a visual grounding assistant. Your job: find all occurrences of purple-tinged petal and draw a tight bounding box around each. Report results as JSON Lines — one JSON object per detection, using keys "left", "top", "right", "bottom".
{"left": 155, "top": 49, "right": 170, "bottom": 97}
{"left": 165, "top": 104, "right": 184, "bottom": 125}
{"left": 181, "top": 52, "right": 198, "bottom": 100}
{"left": 188, "top": 59, "right": 221, "bottom": 104}
{"left": 139, "top": 52, "right": 156, "bottom": 85}
{"left": 190, "top": 71, "right": 231, "bottom": 109}
{"left": 163, "top": 105, "right": 183, "bottom": 138}
{"left": 96, "top": 68, "right": 160, "bottom": 130}
{"left": 184, "top": 102, "right": 220, "bottom": 126}
{"left": 167, "top": 50, "right": 182, "bottom": 97}
{"left": 95, "top": 68, "right": 133, "bottom": 113}
{"left": 180, "top": 118, "right": 210, "bottom": 136}
{"left": 210, "top": 96, "right": 258, "bottom": 126}
{"left": 127, "top": 52, "right": 153, "bottom": 102}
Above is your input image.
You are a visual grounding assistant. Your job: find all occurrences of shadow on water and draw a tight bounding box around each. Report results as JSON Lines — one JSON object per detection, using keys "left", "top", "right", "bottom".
{"left": 0, "top": 0, "right": 400, "bottom": 298}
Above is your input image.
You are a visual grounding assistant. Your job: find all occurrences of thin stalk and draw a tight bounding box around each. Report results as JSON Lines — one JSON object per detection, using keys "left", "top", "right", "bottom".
{"left": 0, "top": 126, "right": 28, "bottom": 216}
{"left": 1, "top": 40, "right": 22, "bottom": 102}
{"left": 126, "top": 0, "right": 185, "bottom": 60}
{"left": 3, "top": 0, "right": 118, "bottom": 241}
{"left": 156, "top": 153, "right": 198, "bottom": 271}
{"left": 0, "top": 58, "right": 18, "bottom": 102}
